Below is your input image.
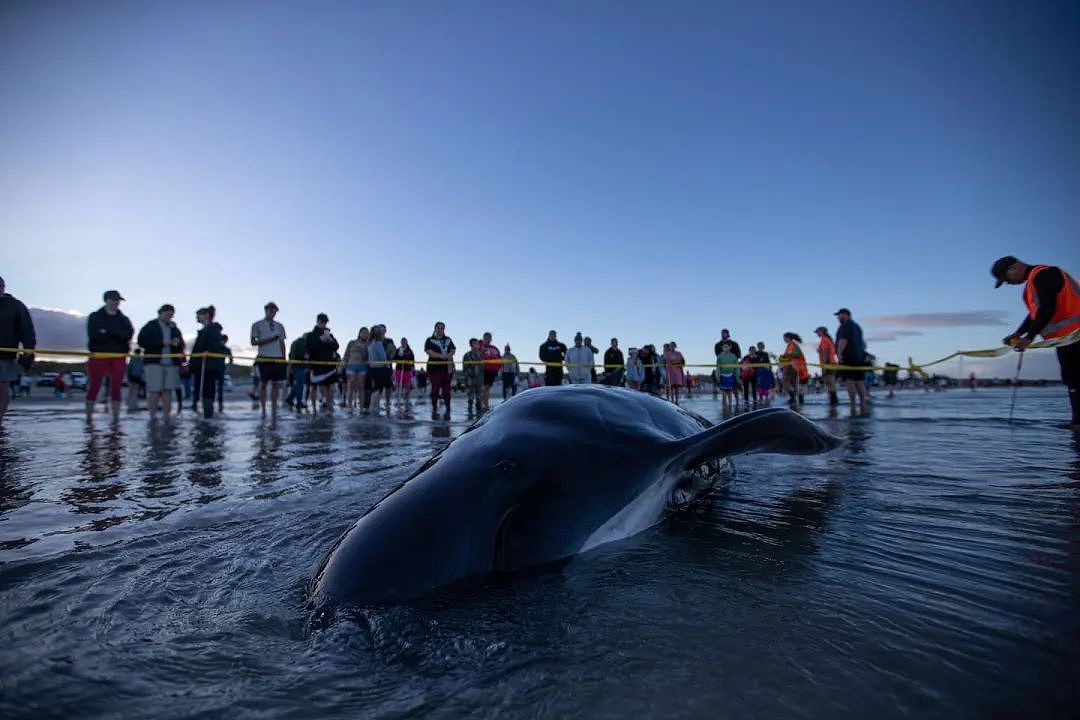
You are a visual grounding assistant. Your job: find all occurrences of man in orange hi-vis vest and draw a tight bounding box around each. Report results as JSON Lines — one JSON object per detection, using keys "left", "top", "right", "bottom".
{"left": 992, "top": 256, "right": 1080, "bottom": 428}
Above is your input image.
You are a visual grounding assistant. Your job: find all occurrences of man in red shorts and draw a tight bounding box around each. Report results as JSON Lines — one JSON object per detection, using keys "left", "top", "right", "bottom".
{"left": 86, "top": 289, "right": 134, "bottom": 418}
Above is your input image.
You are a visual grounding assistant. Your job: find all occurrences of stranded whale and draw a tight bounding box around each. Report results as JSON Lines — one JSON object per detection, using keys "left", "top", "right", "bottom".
{"left": 312, "top": 385, "right": 839, "bottom": 604}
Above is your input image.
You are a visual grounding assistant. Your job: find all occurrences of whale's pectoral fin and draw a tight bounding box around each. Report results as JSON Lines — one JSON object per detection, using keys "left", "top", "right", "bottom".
{"left": 669, "top": 408, "right": 840, "bottom": 469}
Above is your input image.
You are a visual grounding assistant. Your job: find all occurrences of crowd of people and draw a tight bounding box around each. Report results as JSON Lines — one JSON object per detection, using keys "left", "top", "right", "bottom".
{"left": 0, "top": 284, "right": 882, "bottom": 424}
{"left": 4, "top": 255, "right": 1076, "bottom": 428}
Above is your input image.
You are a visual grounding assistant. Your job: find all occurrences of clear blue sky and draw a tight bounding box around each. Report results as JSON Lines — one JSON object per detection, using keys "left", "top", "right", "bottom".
{"left": 2, "top": 1, "right": 1078, "bottom": 377}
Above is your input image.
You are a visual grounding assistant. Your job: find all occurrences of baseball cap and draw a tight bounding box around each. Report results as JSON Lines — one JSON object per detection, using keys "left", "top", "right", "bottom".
{"left": 103, "top": 290, "right": 125, "bottom": 301}
{"left": 265, "top": 301, "right": 279, "bottom": 311}
{"left": 158, "top": 303, "right": 175, "bottom": 313}
{"left": 991, "top": 256, "right": 1019, "bottom": 288}
{"left": 815, "top": 326, "right": 828, "bottom": 334}
{"left": 316, "top": 312, "right": 329, "bottom": 322}
{"left": 834, "top": 308, "right": 851, "bottom": 316}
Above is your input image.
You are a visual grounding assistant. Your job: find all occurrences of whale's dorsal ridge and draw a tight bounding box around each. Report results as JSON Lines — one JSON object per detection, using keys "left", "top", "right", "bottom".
{"left": 668, "top": 408, "right": 840, "bottom": 470}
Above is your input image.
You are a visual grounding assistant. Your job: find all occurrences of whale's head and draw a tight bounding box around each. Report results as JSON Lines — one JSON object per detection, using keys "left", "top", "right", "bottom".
{"left": 311, "top": 389, "right": 683, "bottom": 604}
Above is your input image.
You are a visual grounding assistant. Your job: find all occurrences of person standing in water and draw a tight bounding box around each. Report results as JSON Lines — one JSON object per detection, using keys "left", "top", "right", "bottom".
{"left": 835, "top": 308, "right": 869, "bottom": 410}
{"left": 992, "top": 255, "right": 1080, "bottom": 428}
{"left": 250, "top": 302, "right": 287, "bottom": 415}
{"left": 86, "top": 290, "right": 134, "bottom": 419}
{"left": 815, "top": 326, "right": 840, "bottom": 406}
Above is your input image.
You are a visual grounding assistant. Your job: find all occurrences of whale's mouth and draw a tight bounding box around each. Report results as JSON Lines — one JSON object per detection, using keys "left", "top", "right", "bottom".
{"left": 492, "top": 505, "right": 519, "bottom": 572}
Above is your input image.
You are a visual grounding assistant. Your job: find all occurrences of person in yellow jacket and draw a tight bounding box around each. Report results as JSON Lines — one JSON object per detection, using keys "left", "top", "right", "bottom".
{"left": 992, "top": 255, "right": 1080, "bottom": 427}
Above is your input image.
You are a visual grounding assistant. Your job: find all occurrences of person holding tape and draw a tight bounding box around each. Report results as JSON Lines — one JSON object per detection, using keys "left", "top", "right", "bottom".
{"left": 992, "top": 256, "right": 1080, "bottom": 428}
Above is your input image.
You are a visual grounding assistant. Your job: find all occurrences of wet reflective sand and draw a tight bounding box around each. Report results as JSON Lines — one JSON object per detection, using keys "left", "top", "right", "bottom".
{"left": 1, "top": 388, "right": 1078, "bottom": 718}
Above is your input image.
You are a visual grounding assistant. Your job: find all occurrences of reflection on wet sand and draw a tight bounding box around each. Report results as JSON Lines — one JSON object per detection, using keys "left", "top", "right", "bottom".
{"left": 187, "top": 421, "right": 225, "bottom": 488}
{"left": 139, "top": 422, "right": 182, "bottom": 498}
{"left": 79, "top": 424, "right": 127, "bottom": 482}
{"left": 251, "top": 423, "right": 285, "bottom": 485}
{"left": 668, "top": 480, "right": 846, "bottom": 570}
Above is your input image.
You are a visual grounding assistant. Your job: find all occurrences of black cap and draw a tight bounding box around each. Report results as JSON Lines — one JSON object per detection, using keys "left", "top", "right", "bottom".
{"left": 991, "top": 256, "right": 1019, "bottom": 288}
{"left": 316, "top": 312, "right": 329, "bottom": 322}
{"left": 815, "top": 326, "right": 828, "bottom": 334}
{"left": 834, "top": 308, "right": 851, "bottom": 316}
{"left": 103, "top": 290, "right": 125, "bottom": 301}
{"left": 158, "top": 303, "right": 175, "bottom": 314}
{"left": 265, "top": 301, "right": 279, "bottom": 311}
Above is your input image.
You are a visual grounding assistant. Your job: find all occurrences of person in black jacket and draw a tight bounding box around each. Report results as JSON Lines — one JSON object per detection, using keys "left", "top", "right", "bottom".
{"left": 137, "top": 304, "right": 185, "bottom": 419}
{"left": 86, "top": 289, "right": 134, "bottom": 418}
{"left": 603, "top": 338, "right": 625, "bottom": 386}
{"left": 191, "top": 305, "right": 227, "bottom": 418}
{"left": 0, "top": 276, "right": 36, "bottom": 424}
{"left": 305, "top": 313, "right": 339, "bottom": 413}
{"left": 539, "top": 330, "right": 567, "bottom": 386}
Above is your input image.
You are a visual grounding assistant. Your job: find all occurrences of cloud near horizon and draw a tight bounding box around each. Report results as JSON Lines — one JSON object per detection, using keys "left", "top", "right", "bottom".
{"left": 27, "top": 307, "right": 253, "bottom": 360}
{"left": 866, "top": 330, "right": 924, "bottom": 343}
{"left": 863, "top": 311, "right": 1009, "bottom": 328}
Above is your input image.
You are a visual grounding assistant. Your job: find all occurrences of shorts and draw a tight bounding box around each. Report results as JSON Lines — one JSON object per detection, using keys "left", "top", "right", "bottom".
{"left": 838, "top": 367, "right": 865, "bottom": 381}
{"left": 257, "top": 360, "right": 287, "bottom": 382}
{"left": 145, "top": 364, "right": 181, "bottom": 392}
{"left": 718, "top": 374, "right": 736, "bottom": 391}
{"left": 483, "top": 369, "right": 499, "bottom": 387}
{"left": 370, "top": 367, "right": 392, "bottom": 391}
{"left": 346, "top": 364, "right": 368, "bottom": 375}
{"left": 310, "top": 368, "right": 338, "bottom": 386}
{"left": 394, "top": 368, "right": 413, "bottom": 387}
{"left": 0, "top": 358, "right": 18, "bottom": 383}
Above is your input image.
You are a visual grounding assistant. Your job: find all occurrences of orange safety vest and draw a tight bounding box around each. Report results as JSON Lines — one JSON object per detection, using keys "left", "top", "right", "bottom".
{"left": 786, "top": 340, "right": 809, "bottom": 381}
{"left": 1023, "top": 265, "right": 1080, "bottom": 340}
{"left": 818, "top": 336, "right": 837, "bottom": 366}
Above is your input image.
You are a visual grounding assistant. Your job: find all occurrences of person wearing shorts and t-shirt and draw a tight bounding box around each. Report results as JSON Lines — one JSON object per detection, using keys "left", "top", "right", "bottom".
{"left": 251, "top": 301, "right": 287, "bottom": 414}
{"left": 86, "top": 290, "right": 134, "bottom": 419}
{"left": 835, "top": 308, "right": 869, "bottom": 409}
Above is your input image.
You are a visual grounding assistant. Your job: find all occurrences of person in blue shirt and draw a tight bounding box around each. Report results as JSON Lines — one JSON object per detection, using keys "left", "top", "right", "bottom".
{"left": 835, "top": 307, "right": 869, "bottom": 409}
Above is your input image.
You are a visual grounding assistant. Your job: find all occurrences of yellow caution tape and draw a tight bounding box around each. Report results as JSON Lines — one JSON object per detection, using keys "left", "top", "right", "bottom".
{"left": 3, "top": 328, "right": 1077, "bottom": 372}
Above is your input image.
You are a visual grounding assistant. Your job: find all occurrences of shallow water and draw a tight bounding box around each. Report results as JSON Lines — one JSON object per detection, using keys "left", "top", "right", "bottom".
{"left": 1, "top": 388, "right": 1078, "bottom": 718}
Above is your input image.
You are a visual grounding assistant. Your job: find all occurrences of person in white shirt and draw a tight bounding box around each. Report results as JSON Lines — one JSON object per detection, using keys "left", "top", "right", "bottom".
{"left": 250, "top": 301, "right": 287, "bottom": 415}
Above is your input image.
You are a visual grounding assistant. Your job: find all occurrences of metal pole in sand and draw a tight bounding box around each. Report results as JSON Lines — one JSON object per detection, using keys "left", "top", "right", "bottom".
{"left": 1008, "top": 351, "right": 1024, "bottom": 423}
{"left": 199, "top": 352, "right": 207, "bottom": 415}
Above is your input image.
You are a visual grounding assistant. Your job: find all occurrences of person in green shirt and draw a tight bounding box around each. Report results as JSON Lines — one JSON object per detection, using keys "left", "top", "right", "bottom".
{"left": 715, "top": 340, "right": 739, "bottom": 413}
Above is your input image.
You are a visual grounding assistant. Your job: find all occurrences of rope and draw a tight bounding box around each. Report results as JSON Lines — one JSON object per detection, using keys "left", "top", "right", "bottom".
{"left": 2, "top": 328, "right": 1077, "bottom": 372}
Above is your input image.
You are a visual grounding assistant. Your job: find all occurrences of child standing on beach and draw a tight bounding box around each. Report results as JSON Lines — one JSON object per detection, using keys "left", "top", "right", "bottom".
{"left": 715, "top": 341, "right": 738, "bottom": 412}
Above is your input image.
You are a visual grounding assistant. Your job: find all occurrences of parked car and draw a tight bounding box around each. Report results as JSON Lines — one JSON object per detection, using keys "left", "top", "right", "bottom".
{"left": 36, "top": 372, "right": 58, "bottom": 387}
{"left": 69, "top": 372, "right": 87, "bottom": 391}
